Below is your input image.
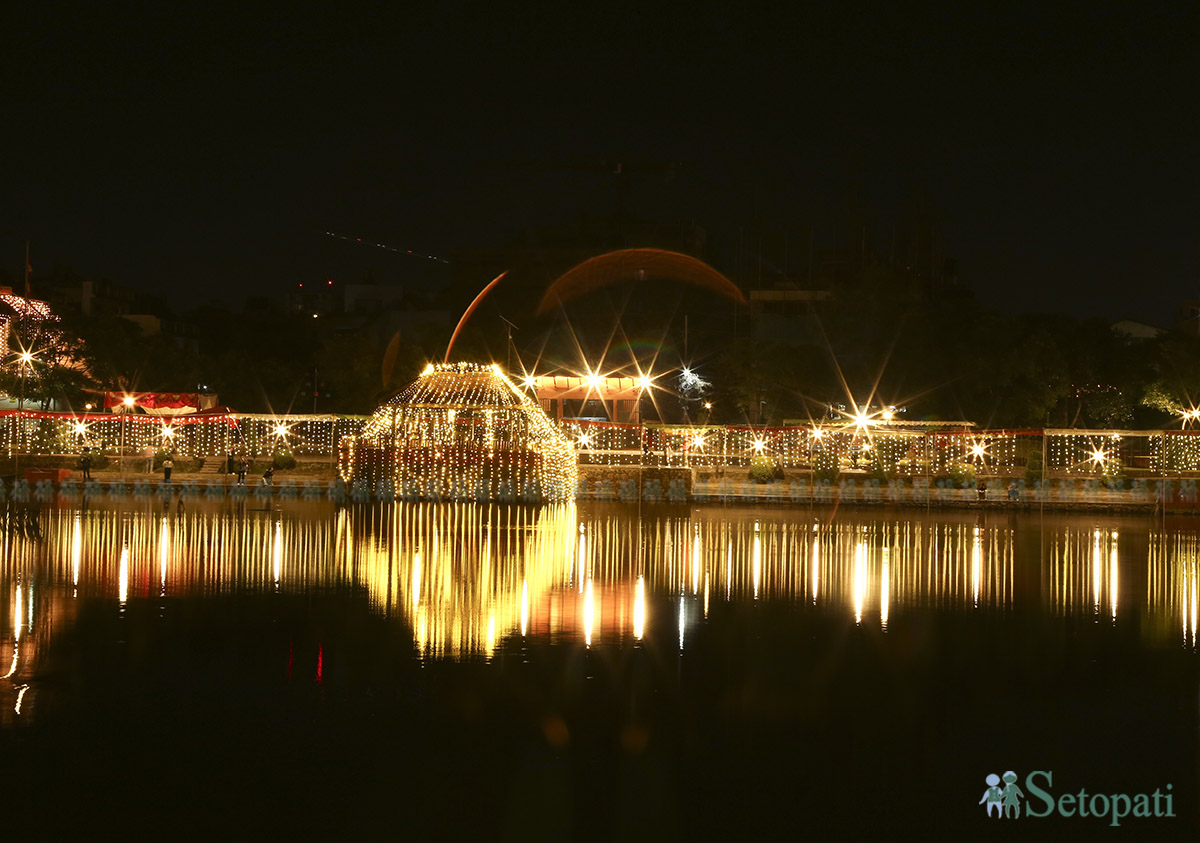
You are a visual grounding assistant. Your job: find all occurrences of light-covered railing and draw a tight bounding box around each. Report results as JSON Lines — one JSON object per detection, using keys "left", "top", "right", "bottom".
{"left": 1, "top": 410, "right": 368, "bottom": 459}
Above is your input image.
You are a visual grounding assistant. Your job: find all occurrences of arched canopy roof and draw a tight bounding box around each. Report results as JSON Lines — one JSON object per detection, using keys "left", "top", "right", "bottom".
{"left": 536, "top": 248, "right": 746, "bottom": 316}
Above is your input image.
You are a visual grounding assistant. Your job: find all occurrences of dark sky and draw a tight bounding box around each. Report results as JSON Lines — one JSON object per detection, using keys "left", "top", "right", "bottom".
{"left": 3, "top": 2, "right": 1196, "bottom": 324}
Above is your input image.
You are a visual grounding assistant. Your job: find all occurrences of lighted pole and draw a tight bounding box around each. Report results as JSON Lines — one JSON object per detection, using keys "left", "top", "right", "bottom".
{"left": 120, "top": 395, "right": 135, "bottom": 476}
{"left": 14, "top": 350, "right": 33, "bottom": 479}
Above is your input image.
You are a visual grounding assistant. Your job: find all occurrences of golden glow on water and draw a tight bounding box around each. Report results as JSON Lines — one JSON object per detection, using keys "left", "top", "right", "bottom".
{"left": 972, "top": 527, "right": 981, "bottom": 607}
{"left": 881, "top": 547, "right": 890, "bottom": 631}
{"left": 811, "top": 531, "right": 820, "bottom": 603}
{"left": 853, "top": 536, "right": 867, "bottom": 624}
{"left": 1143, "top": 531, "right": 1200, "bottom": 647}
{"left": 1050, "top": 527, "right": 1119, "bottom": 620}
{"left": 11, "top": 500, "right": 1200, "bottom": 716}
{"left": 520, "top": 579, "right": 529, "bottom": 637}
{"left": 72, "top": 515, "right": 81, "bottom": 590}
{"left": 160, "top": 517, "right": 169, "bottom": 594}
{"left": 633, "top": 575, "right": 645, "bottom": 640}
{"left": 692, "top": 527, "right": 701, "bottom": 595}
{"left": 753, "top": 522, "right": 762, "bottom": 600}
{"left": 1110, "top": 531, "right": 1119, "bottom": 621}
{"left": 584, "top": 577, "right": 595, "bottom": 647}
{"left": 118, "top": 547, "right": 129, "bottom": 604}
{"left": 577, "top": 523, "right": 587, "bottom": 593}
{"left": 272, "top": 521, "right": 282, "bottom": 587}
{"left": 411, "top": 551, "right": 422, "bottom": 612}
{"left": 13, "top": 584, "right": 22, "bottom": 643}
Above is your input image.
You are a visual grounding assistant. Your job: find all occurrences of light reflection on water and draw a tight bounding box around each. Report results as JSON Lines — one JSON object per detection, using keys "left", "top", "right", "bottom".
{"left": 3, "top": 502, "right": 1200, "bottom": 725}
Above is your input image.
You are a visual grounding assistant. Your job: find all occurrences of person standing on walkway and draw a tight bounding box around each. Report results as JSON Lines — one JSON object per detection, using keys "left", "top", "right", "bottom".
{"left": 80, "top": 450, "right": 92, "bottom": 482}
{"left": 237, "top": 458, "right": 248, "bottom": 486}
{"left": 162, "top": 456, "right": 174, "bottom": 483}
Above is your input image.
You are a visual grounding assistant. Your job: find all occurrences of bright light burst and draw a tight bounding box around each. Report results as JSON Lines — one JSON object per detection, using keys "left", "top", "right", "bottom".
{"left": 753, "top": 438, "right": 765, "bottom": 452}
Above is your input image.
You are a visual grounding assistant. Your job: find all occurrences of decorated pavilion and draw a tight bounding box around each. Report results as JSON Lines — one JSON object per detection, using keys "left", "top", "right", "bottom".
{"left": 338, "top": 362, "right": 577, "bottom": 502}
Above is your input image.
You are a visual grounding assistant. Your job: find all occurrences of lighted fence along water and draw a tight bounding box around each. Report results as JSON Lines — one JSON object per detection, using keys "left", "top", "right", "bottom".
{"left": 1, "top": 411, "right": 369, "bottom": 459}
{"left": 8, "top": 410, "right": 1200, "bottom": 479}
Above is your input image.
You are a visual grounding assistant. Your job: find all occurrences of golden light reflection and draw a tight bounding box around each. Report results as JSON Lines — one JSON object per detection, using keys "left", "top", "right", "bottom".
{"left": 753, "top": 521, "right": 761, "bottom": 600}
{"left": 118, "top": 547, "right": 129, "bottom": 604}
{"left": 881, "top": 546, "right": 890, "bottom": 631}
{"left": 72, "top": 515, "right": 82, "bottom": 591}
{"left": 972, "top": 526, "right": 982, "bottom": 607}
{"left": 633, "top": 575, "right": 645, "bottom": 640}
{"left": 692, "top": 526, "right": 701, "bottom": 595}
{"left": 677, "top": 596, "right": 685, "bottom": 650}
{"left": 159, "top": 517, "right": 169, "bottom": 594}
{"left": 584, "top": 577, "right": 595, "bottom": 647}
{"left": 1049, "top": 526, "right": 1119, "bottom": 620}
{"left": 853, "top": 535, "right": 866, "bottom": 624}
{"left": 811, "top": 528, "right": 820, "bottom": 604}
{"left": 1159, "top": 536, "right": 1200, "bottom": 648}
{"left": 1110, "top": 531, "right": 1118, "bottom": 621}
{"left": 520, "top": 579, "right": 529, "bottom": 637}
{"left": 6, "top": 503, "right": 1173, "bottom": 698}
{"left": 411, "top": 550, "right": 422, "bottom": 612}
{"left": 272, "top": 520, "right": 282, "bottom": 587}
{"left": 14, "top": 584, "right": 23, "bottom": 643}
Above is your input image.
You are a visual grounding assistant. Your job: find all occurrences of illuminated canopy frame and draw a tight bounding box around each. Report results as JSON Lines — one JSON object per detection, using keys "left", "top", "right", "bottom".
{"left": 340, "top": 362, "right": 577, "bottom": 502}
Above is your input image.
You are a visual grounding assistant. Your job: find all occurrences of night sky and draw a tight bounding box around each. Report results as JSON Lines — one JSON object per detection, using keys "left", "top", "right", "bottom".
{"left": 4, "top": 3, "right": 1196, "bottom": 325}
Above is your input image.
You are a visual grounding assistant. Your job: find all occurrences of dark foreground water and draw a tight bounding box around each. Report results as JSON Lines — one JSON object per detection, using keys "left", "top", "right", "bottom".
{"left": 1, "top": 498, "right": 1197, "bottom": 840}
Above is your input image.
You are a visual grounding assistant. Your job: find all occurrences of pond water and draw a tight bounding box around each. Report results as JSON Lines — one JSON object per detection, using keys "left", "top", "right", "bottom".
{"left": 1, "top": 498, "right": 1197, "bottom": 839}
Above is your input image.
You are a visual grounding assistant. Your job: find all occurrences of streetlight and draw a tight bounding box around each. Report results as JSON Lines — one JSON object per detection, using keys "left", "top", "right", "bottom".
{"left": 13, "top": 349, "right": 35, "bottom": 478}
{"left": 17, "top": 351, "right": 33, "bottom": 411}
{"left": 120, "top": 395, "right": 135, "bottom": 476}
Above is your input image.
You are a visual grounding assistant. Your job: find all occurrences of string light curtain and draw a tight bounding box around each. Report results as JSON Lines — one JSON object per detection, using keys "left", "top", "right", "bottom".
{"left": 339, "top": 363, "right": 577, "bottom": 502}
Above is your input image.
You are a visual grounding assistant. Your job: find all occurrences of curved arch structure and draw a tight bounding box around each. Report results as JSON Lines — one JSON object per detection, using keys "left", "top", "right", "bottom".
{"left": 444, "top": 271, "right": 507, "bottom": 362}
{"left": 536, "top": 248, "right": 746, "bottom": 316}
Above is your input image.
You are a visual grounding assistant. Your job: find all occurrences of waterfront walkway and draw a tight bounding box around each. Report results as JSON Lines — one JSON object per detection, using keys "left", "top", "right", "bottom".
{"left": 5, "top": 471, "right": 1198, "bottom": 513}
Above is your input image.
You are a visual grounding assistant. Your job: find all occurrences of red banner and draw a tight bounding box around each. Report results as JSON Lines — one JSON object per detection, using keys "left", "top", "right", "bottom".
{"left": 103, "top": 392, "right": 212, "bottom": 416}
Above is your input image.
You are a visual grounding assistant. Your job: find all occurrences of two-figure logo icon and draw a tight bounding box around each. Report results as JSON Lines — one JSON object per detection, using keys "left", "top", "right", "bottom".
{"left": 980, "top": 771, "right": 1024, "bottom": 818}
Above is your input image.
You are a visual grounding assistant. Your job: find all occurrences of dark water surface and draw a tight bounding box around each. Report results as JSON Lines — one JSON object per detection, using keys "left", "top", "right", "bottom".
{"left": 1, "top": 499, "right": 1197, "bottom": 839}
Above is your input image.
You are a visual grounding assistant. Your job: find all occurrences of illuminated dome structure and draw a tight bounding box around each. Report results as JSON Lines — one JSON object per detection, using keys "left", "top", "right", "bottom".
{"left": 339, "top": 362, "right": 577, "bottom": 502}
